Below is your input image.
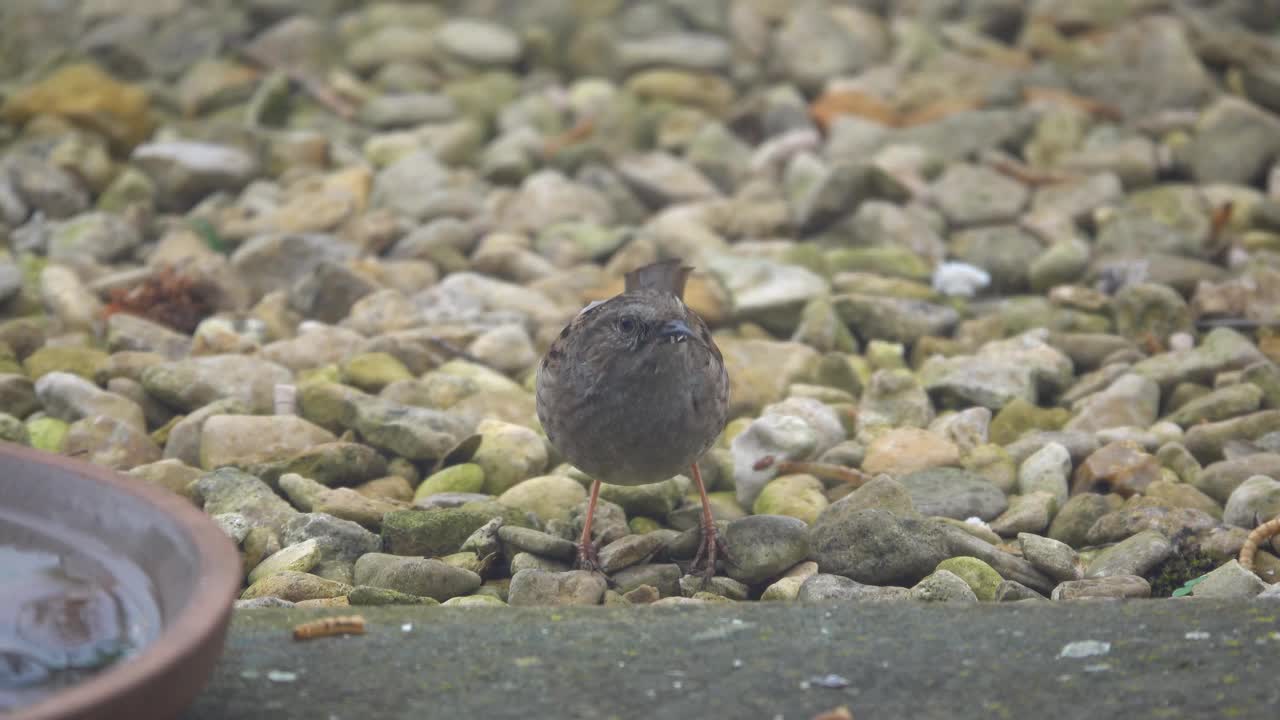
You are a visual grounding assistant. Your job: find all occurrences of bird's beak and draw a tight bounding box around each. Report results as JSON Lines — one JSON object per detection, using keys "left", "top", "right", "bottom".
{"left": 658, "top": 319, "right": 693, "bottom": 343}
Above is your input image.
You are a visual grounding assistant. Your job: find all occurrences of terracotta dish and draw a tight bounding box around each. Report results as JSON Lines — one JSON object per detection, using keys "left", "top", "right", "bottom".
{"left": 1, "top": 442, "right": 240, "bottom": 720}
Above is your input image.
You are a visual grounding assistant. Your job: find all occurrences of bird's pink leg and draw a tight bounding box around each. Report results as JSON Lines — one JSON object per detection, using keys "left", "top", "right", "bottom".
{"left": 575, "top": 478, "right": 603, "bottom": 572}
{"left": 689, "top": 462, "right": 728, "bottom": 582}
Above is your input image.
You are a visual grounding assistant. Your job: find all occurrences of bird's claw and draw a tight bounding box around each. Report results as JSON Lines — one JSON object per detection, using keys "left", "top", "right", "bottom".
{"left": 575, "top": 540, "right": 616, "bottom": 587}
{"left": 690, "top": 523, "right": 732, "bottom": 588}
{"left": 575, "top": 539, "right": 602, "bottom": 573}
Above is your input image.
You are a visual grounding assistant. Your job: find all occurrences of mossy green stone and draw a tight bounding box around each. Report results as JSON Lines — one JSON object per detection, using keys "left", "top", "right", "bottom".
{"left": 719, "top": 417, "right": 753, "bottom": 448}
{"left": 628, "top": 516, "right": 663, "bottom": 534}
{"left": 97, "top": 166, "right": 156, "bottom": 212}
{"left": 298, "top": 365, "right": 343, "bottom": 386}
{"left": 788, "top": 384, "right": 856, "bottom": 404}
{"left": 149, "top": 414, "right": 181, "bottom": 448}
{"left": 535, "top": 221, "right": 628, "bottom": 262}
{"left": 445, "top": 71, "right": 521, "bottom": 123}
{"left": 1144, "top": 480, "right": 1223, "bottom": 520}
{"left": 416, "top": 463, "right": 486, "bottom": 500}
{"left": 497, "top": 475, "right": 586, "bottom": 524}
{"left": 382, "top": 508, "right": 498, "bottom": 557}
{"left": 0, "top": 349, "right": 22, "bottom": 376}
{"left": 472, "top": 580, "right": 509, "bottom": 602}
{"left": 935, "top": 556, "right": 1003, "bottom": 601}
{"left": 297, "top": 380, "right": 361, "bottom": 433}
{"left": 599, "top": 476, "right": 690, "bottom": 518}
{"left": 808, "top": 352, "right": 862, "bottom": 398}
{"left": 382, "top": 501, "right": 533, "bottom": 557}
{"left": 866, "top": 340, "right": 906, "bottom": 371}
{"left": 473, "top": 420, "right": 548, "bottom": 495}
{"left": 239, "top": 571, "right": 351, "bottom": 602}
{"left": 707, "top": 491, "right": 747, "bottom": 517}
{"left": 1028, "top": 237, "right": 1090, "bottom": 292}
{"left": 989, "top": 398, "right": 1071, "bottom": 445}
{"left": 242, "top": 442, "right": 389, "bottom": 490}
{"left": 0, "top": 413, "right": 28, "bottom": 444}
{"left": 23, "top": 345, "right": 109, "bottom": 381}
{"left": 435, "top": 359, "right": 526, "bottom": 393}
{"left": 825, "top": 246, "right": 932, "bottom": 281}
{"left": 961, "top": 443, "right": 1017, "bottom": 495}
{"left": 0, "top": 317, "right": 47, "bottom": 359}
{"left": 1164, "top": 383, "right": 1263, "bottom": 426}
{"left": 782, "top": 243, "right": 828, "bottom": 278}
{"left": 461, "top": 500, "right": 536, "bottom": 529}
{"left": 792, "top": 297, "right": 859, "bottom": 354}
{"left": 247, "top": 539, "right": 322, "bottom": 584}
{"left": 341, "top": 352, "right": 414, "bottom": 392}
{"left": 26, "top": 416, "right": 68, "bottom": 452}
{"left": 440, "top": 552, "right": 487, "bottom": 575}
{"left": 752, "top": 475, "right": 829, "bottom": 525}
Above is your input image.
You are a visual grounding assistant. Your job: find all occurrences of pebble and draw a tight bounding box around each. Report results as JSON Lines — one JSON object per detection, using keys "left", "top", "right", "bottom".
{"left": 1017, "top": 442, "right": 1072, "bottom": 505}
{"left": 988, "top": 492, "right": 1058, "bottom": 536}
{"left": 1083, "top": 529, "right": 1173, "bottom": 579}
{"left": 722, "top": 514, "right": 810, "bottom": 585}
{"left": 1018, "top": 533, "right": 1082, "bottom": 583}
{"left": 810, "top": 508, "right": 949, "bottom": 586}
{"left": 1188, "top": 560, "right": 1267, "bottom": 599}
{"left": 131, "top": 141, "right": 258, "bottom": 210}
{"left": 1223, "top": 476, "right": 1280, "bottom": 528}
{"left": 507, "top": 570, "right": 606, "bottom": 607}
{"left": 597, "top": 533, "right": 665, "bottom": 574}
{"left": 352, "top": 553, "right": 482, "bottom": 601}
{"left": 934, "top": 557, "right": 1004, "bottom": 602}
{"left": 796, "top": 574, "right": 910, "bottom": 603}
{"left": 910, "top": 570, "right": 979, "bottom": 603}
{"left": 198, "top": 415, "right": 336, "bottom": 470}
{"left": 498, "top": 525, "right": 577, "bottom": 562}
{"left": 1051, "top": 575, "right": 1152, "bottom": 601}
{"left": 897, "top": 467, "right": 1008, "bottom": 521}
{"left": 240, "top": 572, "right": 351, "bottom": 603}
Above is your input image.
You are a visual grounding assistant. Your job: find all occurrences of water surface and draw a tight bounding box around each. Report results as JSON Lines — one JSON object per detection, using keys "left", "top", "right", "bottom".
{"left": 0, "top": 509, "right": 162, "bottom": 712}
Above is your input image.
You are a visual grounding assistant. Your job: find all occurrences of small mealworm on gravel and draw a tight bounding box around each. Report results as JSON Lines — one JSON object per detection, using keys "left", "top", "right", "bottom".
{"left": 1238, "top": 516, "right": 1280, "bottom": 573}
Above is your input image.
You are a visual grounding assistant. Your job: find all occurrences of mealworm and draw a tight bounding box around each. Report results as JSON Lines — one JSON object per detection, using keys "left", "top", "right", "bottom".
{"left": 752, "top": 455, "right": 776, "bottom": 471}
{"left": 1238, "top": 516, "right": 1280, "bottom": 573}
{"left": 292, "top": 615, "right": 366, "bottom": 641}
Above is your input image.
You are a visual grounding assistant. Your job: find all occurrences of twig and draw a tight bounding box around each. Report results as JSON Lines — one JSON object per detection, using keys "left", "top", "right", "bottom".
{"left": 1195, "top": 318, "right": 1280, "bottom": 330}
{"left": 236, "top": 45, "right": 356, "bottom": 119}
{"left": 424, "top": 336, "right": 487, "bottom": 366}
{"left": 1239, "top": 515, "right": 1280, "bottom": 574}
{"left": 986, "top": 157, "right": 1075, "bottom": 187}
{"left": 1205, "top": 200, "right": 1237, "bottom": 262}
{"left": 753, "top": 456, "right": 873, "bottom": 487}
{"left": 543, "top": 116, "right": 596, "bottom": 158}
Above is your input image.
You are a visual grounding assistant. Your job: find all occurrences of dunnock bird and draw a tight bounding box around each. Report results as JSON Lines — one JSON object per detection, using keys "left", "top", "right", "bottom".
{"left": 536, "top": 259, "right": 730, "bottom": 579}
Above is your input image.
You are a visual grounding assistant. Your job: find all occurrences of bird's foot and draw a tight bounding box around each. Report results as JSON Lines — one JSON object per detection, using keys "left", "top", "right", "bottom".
{"left": 690, "top": 522, "right": 732, "bottom": 587}
{"left": 574, "top": 539, "right": 619, "bottom": 588}
{"left": 575, "top": 538, "right": 602, "bottom": 573}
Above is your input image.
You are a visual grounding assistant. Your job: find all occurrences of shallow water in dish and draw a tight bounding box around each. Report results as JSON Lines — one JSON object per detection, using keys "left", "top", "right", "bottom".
{"left": 0, "top": 508, "right": 162, "bottom": 713}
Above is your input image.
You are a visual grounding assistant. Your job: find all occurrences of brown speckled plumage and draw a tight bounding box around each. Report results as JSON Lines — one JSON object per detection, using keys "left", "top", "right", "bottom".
{"left": 535, "top": 258, "right": 730, "bottom": 575}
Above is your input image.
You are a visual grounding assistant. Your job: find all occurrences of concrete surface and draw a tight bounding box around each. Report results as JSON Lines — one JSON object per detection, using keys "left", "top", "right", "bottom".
{"left": 186, "top": 600, "right": 1280, "bottom": 720}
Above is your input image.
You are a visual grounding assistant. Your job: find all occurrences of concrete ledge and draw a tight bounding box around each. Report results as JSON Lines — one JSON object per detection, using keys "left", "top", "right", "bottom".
{"left": 186, "top": 600, "right": 1280, "bottom": 719}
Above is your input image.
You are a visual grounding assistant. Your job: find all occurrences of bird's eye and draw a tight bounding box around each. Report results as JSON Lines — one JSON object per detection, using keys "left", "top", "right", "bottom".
{"left": 617, "top": 317, "right": 637, "bottom": 334}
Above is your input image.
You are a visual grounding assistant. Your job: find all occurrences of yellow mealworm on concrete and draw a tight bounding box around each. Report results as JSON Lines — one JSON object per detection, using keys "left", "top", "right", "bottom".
{"left": 292, "top": 615, "right": 367, "bottom": 641}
